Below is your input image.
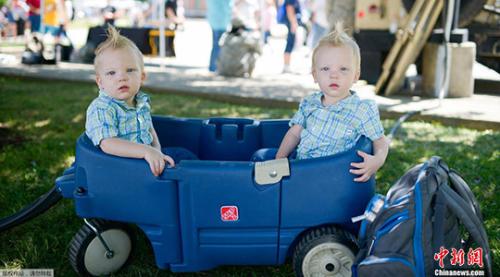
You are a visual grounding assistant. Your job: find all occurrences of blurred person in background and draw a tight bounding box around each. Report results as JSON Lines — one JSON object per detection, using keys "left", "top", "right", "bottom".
{"left": 42, "top": 0, "right": 66, "bottom": 36}
{"left": 41, "top": 0, "right": 71, "bottom": 63}
{"left": 164, "top": 0, "right": 185, "bottom": 56}
{"left": 309, "top": 0, "right": 327, "bottom": 48}
{"left": 0, "top": 6, "right": 9, "bottom": 37}
{"left": 2, "top": 5, "right": 17, "bottom": 37}
{"left": 26, "top": 0, "right": 40, "bottom": 33}
{"left": 165, "top": 0, "right": 184, "bottom": 29}
{"left": 101, "top": 0, "right": 117, "bottom": 26}
{"left": 281, "top": 0, "right": 302, "bottom": 73}
{"left": 175, "top": 0, "right": 185, "bottom": 30}
{"left": 261, "top": 0, "right": 276, "bottom": 44}
{"left": 9, "top": 0, "right": 28, "bottom": 36}
{"left": 206, "top": 0, "right": 233, "bottom": 72}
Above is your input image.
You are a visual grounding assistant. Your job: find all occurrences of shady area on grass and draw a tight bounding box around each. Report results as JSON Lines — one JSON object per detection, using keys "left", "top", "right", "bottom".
{"left": 0, "top": 76, "right": 498, "bottom": 275}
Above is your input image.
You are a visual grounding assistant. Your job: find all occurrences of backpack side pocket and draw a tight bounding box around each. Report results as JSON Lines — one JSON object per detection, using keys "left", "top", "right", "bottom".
{"left": 355, "top": 255, "right": 416, "bottom": 277}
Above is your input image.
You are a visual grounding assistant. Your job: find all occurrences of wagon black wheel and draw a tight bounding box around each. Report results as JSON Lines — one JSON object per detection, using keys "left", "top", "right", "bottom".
{"left": 293, "top": 226, "right": 358, "bottom": 277}
{"left": 69, "top": 219, "right": 135, "bottom": 276}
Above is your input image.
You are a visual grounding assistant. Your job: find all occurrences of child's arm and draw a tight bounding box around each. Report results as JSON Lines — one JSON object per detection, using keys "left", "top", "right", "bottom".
{"left": 276, "top": 125, "right": 303, "bottom": 159}
{"left": 150, "top": 127, "right": 178, "bottom": 167}
{"left": 150, "top": 127, "right": 162, "bottom": 151}
{"left": 349, "top": 135, "right": 390, "bottom": 182}
{"left": 100, "top": 138, "right": 175, "bottom": 177}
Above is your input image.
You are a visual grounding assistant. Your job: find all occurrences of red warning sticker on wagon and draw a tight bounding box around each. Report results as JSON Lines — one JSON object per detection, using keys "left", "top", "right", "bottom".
{"left": 221, "top": 206, "right": 239, "bottom": 221}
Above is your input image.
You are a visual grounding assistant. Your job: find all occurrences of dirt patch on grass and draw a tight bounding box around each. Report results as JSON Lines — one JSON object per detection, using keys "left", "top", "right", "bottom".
{"left": 0, "top": 127, "right": 25, "bottom": 148}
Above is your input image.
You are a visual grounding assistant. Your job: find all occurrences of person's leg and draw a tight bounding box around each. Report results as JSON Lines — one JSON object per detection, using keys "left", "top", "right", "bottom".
{"left": 283, "top": 53, "right": 291, "bottom": 69}
{"left": 283, "top": 24, "right": 295, "bottom": 72}
{"left": 209, "top": 29, "right": 224, "bottom": 72}
{"left": 10, "top": 22, "right": 17, "bottom": 37}
{"left": 29, "top": 14, "right": 41, "bottom": 33}
{"left": 17, "top": 19, "right": 25, "bottom": 36}
{"left": 166, "top": 35, "right": 175, "bottom": 57}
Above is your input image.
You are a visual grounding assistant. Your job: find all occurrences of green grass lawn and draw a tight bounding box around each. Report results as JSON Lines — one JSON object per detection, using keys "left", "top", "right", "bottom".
{"left": 0, "top": 76, "right": 498, "bottom": 276}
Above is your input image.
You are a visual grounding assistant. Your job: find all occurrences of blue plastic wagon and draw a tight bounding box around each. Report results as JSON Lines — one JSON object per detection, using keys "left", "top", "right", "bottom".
{"left": 55, "top": 116, "right": 375, "bottom": 276}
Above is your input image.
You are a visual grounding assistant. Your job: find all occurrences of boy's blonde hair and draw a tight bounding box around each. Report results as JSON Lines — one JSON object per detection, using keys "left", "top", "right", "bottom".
{"left": 94, "top": 26, "right": 144, "bottom": 72}
{"left": 311, "top": 22, "right": 361, "bottom": 73}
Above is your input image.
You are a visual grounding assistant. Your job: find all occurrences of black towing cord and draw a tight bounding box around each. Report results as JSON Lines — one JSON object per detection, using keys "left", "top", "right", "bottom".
{"left": 0, "top": 186, "right": 62, "bottom": 232}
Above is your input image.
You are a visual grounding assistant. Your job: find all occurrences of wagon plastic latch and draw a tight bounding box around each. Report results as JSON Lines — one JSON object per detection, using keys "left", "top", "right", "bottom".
{"left": 254, "top": 158, "right": 290, "bottom": 185}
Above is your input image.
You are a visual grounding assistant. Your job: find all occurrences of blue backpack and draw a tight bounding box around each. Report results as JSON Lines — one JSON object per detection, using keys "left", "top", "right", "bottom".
{"left": 352, "top": 156, "right": 492, "bottom": 277}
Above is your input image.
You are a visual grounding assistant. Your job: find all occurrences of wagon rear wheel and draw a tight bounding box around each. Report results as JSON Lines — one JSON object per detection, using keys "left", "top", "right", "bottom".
{"left": 69, "top": 219, "right": 135, "bottom": 276}
{"left": 293, "top": 226, "right": 358, "bottom": 277}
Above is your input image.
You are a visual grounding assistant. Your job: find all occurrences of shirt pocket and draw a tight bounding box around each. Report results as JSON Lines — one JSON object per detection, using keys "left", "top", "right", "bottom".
{"left": 323, "top": 119, "right": 358, "bottom": 150}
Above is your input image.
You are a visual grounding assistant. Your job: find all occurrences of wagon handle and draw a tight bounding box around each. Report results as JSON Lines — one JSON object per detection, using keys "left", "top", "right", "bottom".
{"left": 0, "top": 186, "right": 62, "bottom": 233}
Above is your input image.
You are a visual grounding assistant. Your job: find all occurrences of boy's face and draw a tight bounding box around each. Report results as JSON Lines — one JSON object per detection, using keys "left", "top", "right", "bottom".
{"left": 312, "top": 45, "right": 360, "bottom": 105}
{"left": 95, "top": 48, "right": 145, "bottom": 106}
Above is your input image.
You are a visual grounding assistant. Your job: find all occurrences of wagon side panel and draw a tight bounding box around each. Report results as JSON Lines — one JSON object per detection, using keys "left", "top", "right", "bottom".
{"left": 168, "top": 161, "right": 281, "bottom": 272}
{"left": 278, "top": 137, "right": 376, "bottom": 263}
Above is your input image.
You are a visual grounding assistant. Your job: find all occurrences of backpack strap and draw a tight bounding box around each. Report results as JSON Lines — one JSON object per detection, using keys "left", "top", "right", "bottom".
{"left": 426, "top": 157, "right": 491, "bottom": 276}
{"left": 448, "top": 170, "right": 485, "bottom": 251}
{"left": 431, "top": 188, "right": 447, "bottom": 253}
{"left": 422, "top": 157, "right": 452, "bottom": 267}
{"left": 439, "top": 184, "right": 493, "bottom": 277}
{"left": 449, "top": 170, "right": 483, "bottom": 222}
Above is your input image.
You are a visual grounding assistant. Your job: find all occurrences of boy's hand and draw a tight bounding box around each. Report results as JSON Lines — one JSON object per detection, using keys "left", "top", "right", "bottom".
{"left": 144, "top": 147, "right": 175, "bottom": 176}
{"left": 349, "top": 150, "right": 384, "bottom": 182}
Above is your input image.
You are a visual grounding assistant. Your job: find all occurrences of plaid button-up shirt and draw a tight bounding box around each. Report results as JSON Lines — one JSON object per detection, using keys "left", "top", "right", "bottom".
{"left": 290, "top": 91, "right": 384, "bottom": 159}
{"left": 85, "top": 90, "right": 154, "bottom": 146}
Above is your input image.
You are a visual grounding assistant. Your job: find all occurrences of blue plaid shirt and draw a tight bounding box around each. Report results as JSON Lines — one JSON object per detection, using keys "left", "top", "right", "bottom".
{"left": 85, "top": 90, "right": 154, "bottom": 146}
{"left": 290, "top": 91, "right": 384, "bottom": 159}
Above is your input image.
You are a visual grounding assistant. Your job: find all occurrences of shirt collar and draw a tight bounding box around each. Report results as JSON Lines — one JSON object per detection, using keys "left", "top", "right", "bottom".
{"left": 311, "top": 90, "right": 358, "bottom": 112}
{"left": 98, "top": 90, "right": 149, "bottom": 110}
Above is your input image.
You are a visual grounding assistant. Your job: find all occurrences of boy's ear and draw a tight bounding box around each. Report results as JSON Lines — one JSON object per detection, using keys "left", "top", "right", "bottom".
{"left": 95, "top": 74, "right": 102, "bottom": 89}
{"left": 312, "top": 69, "right": 318, "bottom": 83}
{"left": 354, "top": 69, "right": 360, "bottom": 83}
{"left": 141, "top": 71, "right": 147, "bottom": 83}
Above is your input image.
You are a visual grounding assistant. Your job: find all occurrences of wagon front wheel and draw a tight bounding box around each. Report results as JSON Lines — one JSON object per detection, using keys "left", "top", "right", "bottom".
{"left": 69, "top": 219, "right": 135, "bottom": 276}
{"left": 293, "top": 226, "right": 358, "bottom": 277}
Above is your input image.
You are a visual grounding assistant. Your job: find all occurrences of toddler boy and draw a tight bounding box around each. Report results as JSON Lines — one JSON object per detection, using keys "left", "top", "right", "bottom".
{"left": 276, "top": 23, "right": 390, "bottom": 182}
{"left": 85, "top": 26, "right": 175, "bottom": 176}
